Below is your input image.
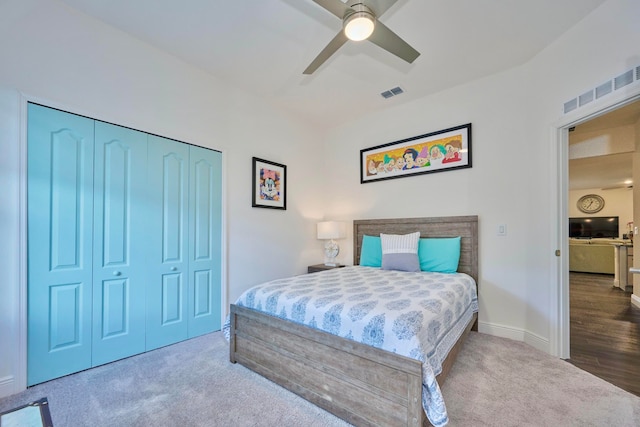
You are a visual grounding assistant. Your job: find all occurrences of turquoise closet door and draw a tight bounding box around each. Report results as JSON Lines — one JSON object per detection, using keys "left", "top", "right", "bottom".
{"left": 188, "top": 146, "right": 222, "bottom": 336}
{"left": 28, "top": 104, "right": 223, "bottom": 383}
{"left": 91, "top": 122, "right": 148, "bottom": 366}
{"left": 27, "top": 104, "right": 95, "bottom": 385}
{"left": 146, "top": 135, "right": 190, "bottom": 350}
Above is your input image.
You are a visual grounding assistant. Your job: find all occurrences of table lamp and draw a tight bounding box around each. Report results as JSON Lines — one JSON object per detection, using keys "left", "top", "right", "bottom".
{"left": 317, "top": 221, "right": 346, "bottom": 266}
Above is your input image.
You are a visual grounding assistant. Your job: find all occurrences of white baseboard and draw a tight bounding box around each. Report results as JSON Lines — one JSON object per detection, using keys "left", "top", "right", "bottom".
{"left": 0, "top": 375, "right": 15, "bottom": 399}
{"left": 478, "top": 321, "right": 550, "bottom": 354}
{"left": 632, "top": 294, "right": 640, "bottom": 309}
{"left": 524, "top": 330, "right": 550, "bottom": 354}
{"left": 478, "top": 321, "right": 525, "bottom": 341}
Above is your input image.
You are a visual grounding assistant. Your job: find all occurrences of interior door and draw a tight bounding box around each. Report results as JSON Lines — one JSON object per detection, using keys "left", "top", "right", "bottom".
{"left": 146, "top": 135, "right": 190, "bottom": 350}
{"left": 27, "top": 103, "right": 95, "bottom": 385}
{"left": 91, "top": 122, "right": 148, "bottom": 366}
{"left": 188, "top": 146, "right": 222, "bottom": 336}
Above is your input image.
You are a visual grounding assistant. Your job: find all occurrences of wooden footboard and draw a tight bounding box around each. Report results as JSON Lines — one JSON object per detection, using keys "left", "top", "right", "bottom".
{"left": 230, "top": 304, "right": 425, "bottom": 427}
{"left": 230, "top": 304, "right": 478, "bottom": 427}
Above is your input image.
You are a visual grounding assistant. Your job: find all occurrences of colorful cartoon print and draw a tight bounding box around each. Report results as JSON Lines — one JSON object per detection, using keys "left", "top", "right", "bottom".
{"left": 260, "top": 168, "right": 281, "bottom": 201}
{"left": 364, "top": 133, "right": 465, "bottom": 177}
{"left": 442, "top": 139, "right": 462, "bottom": 164}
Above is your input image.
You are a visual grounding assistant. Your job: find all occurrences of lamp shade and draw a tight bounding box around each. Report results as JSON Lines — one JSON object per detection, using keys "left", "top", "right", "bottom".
{"left": 317, "top": 221, "right": 346, "bottom": 240}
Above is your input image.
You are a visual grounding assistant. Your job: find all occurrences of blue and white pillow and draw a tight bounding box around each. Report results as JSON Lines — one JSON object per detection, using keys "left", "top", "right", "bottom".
{"left": 380, "top": 232, "right": 420, "bottom": 272}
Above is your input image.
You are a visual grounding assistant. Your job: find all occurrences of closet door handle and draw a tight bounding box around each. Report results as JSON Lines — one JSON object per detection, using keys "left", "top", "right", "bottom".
{"left": 113, "top": 271, "right": 122, "bottom": 276}
{"left": 170, "top": 267, "right": 178, "bottom": 271}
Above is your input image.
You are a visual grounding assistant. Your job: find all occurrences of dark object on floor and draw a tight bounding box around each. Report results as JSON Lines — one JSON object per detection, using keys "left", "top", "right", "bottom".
{"left": 0, "top": 397, "right": 53, "bottom": 427}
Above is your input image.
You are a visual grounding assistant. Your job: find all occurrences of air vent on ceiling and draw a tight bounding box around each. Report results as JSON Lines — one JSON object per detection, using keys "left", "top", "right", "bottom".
{"left": 564, "top": 64, "right": 640, "bottom": 114}
{"left": 381, "top": 86, "right": 404, "bottom": 99}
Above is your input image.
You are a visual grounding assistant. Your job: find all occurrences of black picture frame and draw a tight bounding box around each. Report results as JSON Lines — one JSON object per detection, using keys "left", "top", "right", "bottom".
{"left": 252, "top": 157, "right": 287, "bottom": 210}
{"left": 360, "top": 123, "right": 472, "bottom": 184}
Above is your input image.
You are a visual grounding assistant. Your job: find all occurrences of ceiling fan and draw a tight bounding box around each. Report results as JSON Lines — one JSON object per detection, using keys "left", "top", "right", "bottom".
{"left": 303, "top": 0, "right": 420, "bottom": 74}
{"left": 601, "top": 183, "right": 633, "bottom": 190}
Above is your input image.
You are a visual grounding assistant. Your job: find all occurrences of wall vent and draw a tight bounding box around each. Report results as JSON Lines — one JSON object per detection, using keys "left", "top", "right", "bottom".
{"left": 578, "top": 90, "right": 593, "bottom": 106}
{"left": 614, "top": 70, "right": 634, "bottom": 89}
{"left": 564, "top": 98, "right": 578, "bottom": 114}
{"left": 380, "top": 86, "right": 404, "bottom": 99}
{"left": 595, "top": 81, "right": 612, "bottom": 99}
{"left": 563, "top": 64, "right": 640, "bottom": 114}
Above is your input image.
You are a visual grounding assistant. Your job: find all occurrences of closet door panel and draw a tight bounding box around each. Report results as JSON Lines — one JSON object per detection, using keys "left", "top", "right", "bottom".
{"left": 27, "top": 104, "right": 95, "bottom": 386}
{"left": 188, "top": 146, "right": 222, "bottom": 337}
{"left": 91, "top": 122, "right": 148, "bottom": 366}
{"left": 146, "top": 135, "right": 190, "bottom": 350}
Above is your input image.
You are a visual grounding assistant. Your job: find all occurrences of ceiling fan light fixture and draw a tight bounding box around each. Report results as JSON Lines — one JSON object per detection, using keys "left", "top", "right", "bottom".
{"left": 343, "top": 5, "right": 375, "bottom": 41}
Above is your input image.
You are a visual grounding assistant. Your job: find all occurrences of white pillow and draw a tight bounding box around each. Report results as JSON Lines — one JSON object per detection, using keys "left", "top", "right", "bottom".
{"left": 380, "top": 232, "right": 420, "bottom": 272}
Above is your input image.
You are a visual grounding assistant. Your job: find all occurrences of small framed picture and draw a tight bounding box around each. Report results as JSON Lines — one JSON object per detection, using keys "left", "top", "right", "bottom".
{"left": 252, "top": 157, "right": 286, "bottom": 210}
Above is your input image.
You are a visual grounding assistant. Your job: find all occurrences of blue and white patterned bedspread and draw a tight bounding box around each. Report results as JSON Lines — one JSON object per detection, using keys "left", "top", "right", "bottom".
{"left": 223, "top": 266, "right": 478, "bottom": 427}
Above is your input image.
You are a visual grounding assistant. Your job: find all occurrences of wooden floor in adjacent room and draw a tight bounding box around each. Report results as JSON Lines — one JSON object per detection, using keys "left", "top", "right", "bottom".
{"left": 569, "top": 272, "right": 640, "bottom": 397}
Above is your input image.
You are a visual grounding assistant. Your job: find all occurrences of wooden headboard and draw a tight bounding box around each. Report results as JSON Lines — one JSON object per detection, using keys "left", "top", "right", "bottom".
{"left": 353, "top": 216, "right": 479, "bottom": 283}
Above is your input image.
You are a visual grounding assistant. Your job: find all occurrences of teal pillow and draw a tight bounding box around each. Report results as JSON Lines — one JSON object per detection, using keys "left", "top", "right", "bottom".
{"left": 418, "top": 237, "right": 461, "bottom": 273}
{"left": 359, "top": 235, "right": 382, "bottom": 267}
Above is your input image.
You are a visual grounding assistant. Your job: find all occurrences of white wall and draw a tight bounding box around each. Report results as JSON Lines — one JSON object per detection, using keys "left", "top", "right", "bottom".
{"left": 0, "top": 0, "right": 325, "bottom": 397}
{"left": 324, "top": 63, "right": 537, "bottom": 345}
{"left": 322, "top": 0, "right": 640, "bottom": 351}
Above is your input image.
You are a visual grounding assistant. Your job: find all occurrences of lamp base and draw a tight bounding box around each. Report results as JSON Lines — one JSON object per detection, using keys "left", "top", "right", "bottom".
{"left": 324, "top": 240, "right": 340, "bottom": 267}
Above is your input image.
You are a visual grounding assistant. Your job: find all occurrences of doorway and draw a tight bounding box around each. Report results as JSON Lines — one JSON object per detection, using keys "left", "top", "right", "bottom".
{"left": 564, "top": 99, "right": 640, "bottom": 396}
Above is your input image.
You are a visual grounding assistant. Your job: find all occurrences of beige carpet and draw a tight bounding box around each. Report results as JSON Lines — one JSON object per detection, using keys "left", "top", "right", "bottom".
{"left": 1, "top": 331, "right": 639, "bottom": 426}
{"left": 441, "top": 333, "right": 640, "bottom": 426}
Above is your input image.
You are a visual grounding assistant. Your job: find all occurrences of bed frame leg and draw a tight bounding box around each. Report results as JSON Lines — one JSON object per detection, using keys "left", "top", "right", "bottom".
{"left": 229, "top": 312, "right": 237, "bottom": 364}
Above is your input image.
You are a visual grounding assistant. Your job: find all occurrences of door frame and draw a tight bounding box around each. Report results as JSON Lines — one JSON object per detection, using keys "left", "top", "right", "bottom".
{"left": 551, "top": 87, "right": 640, "bottom": 359}
{"left": 16, "top": 93, "right": 228, "bottom": 391}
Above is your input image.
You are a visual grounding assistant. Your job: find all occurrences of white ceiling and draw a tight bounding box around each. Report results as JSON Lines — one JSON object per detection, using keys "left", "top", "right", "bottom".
{"left": 58, "top": 0, "right": 607, "bottom": 128}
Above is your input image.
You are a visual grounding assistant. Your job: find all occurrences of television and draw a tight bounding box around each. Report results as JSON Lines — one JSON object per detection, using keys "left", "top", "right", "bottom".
{"left": 569, "top": 216, "right": 619, "bottom": 238}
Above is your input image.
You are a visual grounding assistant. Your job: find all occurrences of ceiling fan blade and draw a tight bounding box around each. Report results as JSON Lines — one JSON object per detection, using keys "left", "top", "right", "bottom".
{"left": 312, "top": 0, "right": 352, "bottom": 19}
{"left": 303, "top": 31, "right": 349, "bottom": 75}
{"left": 362, "top": 0, "right": 399, "bottom": 17}
{"left": 368, "top": 21, "right": 420, "bottom": 64}
{"left": 602, "top": 184, "right": 633, "bottom": 190}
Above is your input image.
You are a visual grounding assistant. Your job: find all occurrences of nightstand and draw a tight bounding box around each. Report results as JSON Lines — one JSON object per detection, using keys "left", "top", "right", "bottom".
{"left": 308, "top": 264, "right": 346, "bottom": 274}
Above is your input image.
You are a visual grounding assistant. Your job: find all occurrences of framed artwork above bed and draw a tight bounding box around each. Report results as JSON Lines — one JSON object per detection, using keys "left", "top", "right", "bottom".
{"left": 360, "top": 123, "right": 472, "bottom": 184}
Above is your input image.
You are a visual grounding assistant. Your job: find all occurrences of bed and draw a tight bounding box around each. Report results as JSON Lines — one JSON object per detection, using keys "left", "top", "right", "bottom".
{"left": 227, "top": 216, "right": 478, "bottom": 427}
